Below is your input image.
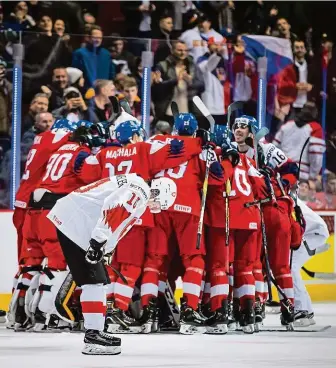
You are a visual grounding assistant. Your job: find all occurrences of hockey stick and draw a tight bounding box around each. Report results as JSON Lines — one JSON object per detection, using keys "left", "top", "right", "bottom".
{"left": 225, "top": 179, "right": 231, "bottom": 273}
{"left": 119, "top": 99, "right": 133, "bottom": 115}
{"left": 164, "top": 280, "right": 180, "bottom": 324}
{"left": 193, "top": 97, "right": 215, "bottom": 250}
{"left": 301, "top": 266, "right": 336, "bottom": 280}
{"left": 227, "top": 101, "right": 244, "bottom": 129}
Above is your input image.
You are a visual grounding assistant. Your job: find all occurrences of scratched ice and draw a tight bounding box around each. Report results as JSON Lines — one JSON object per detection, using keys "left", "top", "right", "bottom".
{"left": 0, "top": 303, "right": 335, "bottom": 368}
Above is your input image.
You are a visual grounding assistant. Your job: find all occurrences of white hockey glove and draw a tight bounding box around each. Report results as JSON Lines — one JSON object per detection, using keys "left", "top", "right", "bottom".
{"left": 85, "top": 238, "right": 107, "bottom": 264}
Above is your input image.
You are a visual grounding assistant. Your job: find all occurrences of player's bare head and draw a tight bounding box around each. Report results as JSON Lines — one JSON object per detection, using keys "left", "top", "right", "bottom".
{"left": 154, "top": 120, "right": 172, "bottom": 135}
{"left": 35, "top": 112, "right": 53, "bottom": 132}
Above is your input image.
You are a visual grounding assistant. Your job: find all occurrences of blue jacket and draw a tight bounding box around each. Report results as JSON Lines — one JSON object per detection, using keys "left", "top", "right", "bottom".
{"left": 72, "top": 44, "right": 116, "bottom": 89}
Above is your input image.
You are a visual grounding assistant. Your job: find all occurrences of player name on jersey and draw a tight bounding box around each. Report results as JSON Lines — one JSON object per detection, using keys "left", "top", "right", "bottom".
{"left": 106, "top": 147, "right": 137, "bottom": 159}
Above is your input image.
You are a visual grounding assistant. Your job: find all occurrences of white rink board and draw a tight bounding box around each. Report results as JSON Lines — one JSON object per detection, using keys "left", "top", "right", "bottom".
{"left": 0, "top": 211, "right": 18, "bottom": 294}
{"left": 0, "top": 303, "right": 336, "bottom": 368}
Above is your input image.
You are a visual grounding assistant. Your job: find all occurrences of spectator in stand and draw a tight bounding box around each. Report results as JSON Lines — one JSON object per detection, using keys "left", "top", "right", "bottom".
{"left": 40, "top": 67, "right": 70, "bottom": 111}
{"left": 206, "top": 1, "right": 236, "bottom": 34}
{"left": 309, "top": 172, "right": 336, "bottom": 210}
{"left": 22, "top": 93, "right": 49, "bottom": 133}
{"left": 243, "top": 1, "right": 278, "bottom": 35}
{"left": 23, "top": 14, "right": 71, "bottom": 73}
{"left": 298, "top": 180, "right": 311, "bottom": 204}
{"left": 153, "top": 14, "right": 174, "bottom": 65}
{"left": 0, "top": 58, "right": 12, "bottom": 135}
{"left": 231, "top": 35, "right": 256, "bottom": 104}
{"left": 273, "top": 102, "right": 326, "bottom": 181}
{"left": 6, "top": 1, "right": 35, "bottom": 31}
{"left": 272, "top": 17, "right": 298, "bottom": 45}
{"left": 52, "top": 87, "right": 90, "bottom": 122}
{"left": 90, "top": 79, "right": 115, "bottom": 123}
{"left": 289, "top": 40, "right": 314, "bottom": 119}
{"left": 120, "top": 1, "right": 157, "bottom": 38}
{"left": 180, "top": 14, "right": 223, "bottom": 62}
{"left": 108, "top": 35, "right": 136, "bottom": 75}
{"left": 197, "top": 37, "right": 229, "bottom": 125}
{"left": 152, "top": 40, "right": 205, "bottom": 126}
{"left": 72, "top": 25, "right": 116, "bottom": 90}
{"left": 118, "top": 77, "right": 142, "bottom": 120}
{"left": 21, "top": 112, "right": 54, "bottom": 160}
{"left": 54, "top": 18, "right": 66, "bottom": 36}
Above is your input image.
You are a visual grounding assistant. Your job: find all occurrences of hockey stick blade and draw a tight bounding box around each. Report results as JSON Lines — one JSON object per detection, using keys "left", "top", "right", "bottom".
{"left": 193, "top": 96, "right": 215, "bottom": 133}
{"left": 171, "top": 101, "right": 179, "bottom": 119}
{"left": 302, "top": 266, "right": 336, "bottom": 280}
{"left": 227, "top": 101, "right": 244, "bottom": 128}
{"left": 119, "top": 99, "right": 133, "bottom": 115}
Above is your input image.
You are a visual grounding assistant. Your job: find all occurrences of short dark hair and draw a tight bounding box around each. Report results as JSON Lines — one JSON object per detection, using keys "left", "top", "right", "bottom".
{"left": 90, "top": 25, "right": 102, "bottom": 35}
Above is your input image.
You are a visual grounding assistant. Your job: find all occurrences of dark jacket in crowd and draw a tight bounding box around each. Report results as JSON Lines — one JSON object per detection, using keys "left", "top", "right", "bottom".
{"left": 152, "top": 55, "right": 205, "bottom": 119}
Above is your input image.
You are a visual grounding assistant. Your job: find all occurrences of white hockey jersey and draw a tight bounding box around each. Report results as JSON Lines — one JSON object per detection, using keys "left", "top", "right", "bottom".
{"left": 297, "top": 197, "right": 329, "bottom": 250}
{"left": 47, "top": 174, "right": 150, "bottom": 253}
{"left": 273, "top": 120, "right": 326, "bottom": 180}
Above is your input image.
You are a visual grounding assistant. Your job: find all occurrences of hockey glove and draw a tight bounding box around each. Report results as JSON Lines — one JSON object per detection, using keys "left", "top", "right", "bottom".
{"left": 221, "top": 142, "right": 240, "bottom": 167}
{"left": 196, "top": 129, "right": 216, "bottom": 150}
{"left": 85, "top": 238, "right": 107, "bottom": 264}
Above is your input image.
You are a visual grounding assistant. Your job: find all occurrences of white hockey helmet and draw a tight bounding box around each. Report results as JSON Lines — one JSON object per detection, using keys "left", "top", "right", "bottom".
{"left": 150, "top": 177, "right": 177, "bottom": 210}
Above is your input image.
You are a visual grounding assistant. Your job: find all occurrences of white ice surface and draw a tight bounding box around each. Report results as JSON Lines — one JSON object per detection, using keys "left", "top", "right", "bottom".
{"left": 0, "top": 303, "right": 335, "bottom": 368}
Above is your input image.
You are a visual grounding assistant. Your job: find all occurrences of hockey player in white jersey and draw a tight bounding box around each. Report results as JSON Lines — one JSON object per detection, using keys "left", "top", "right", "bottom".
{"left": 290, "top": 197, "right": 329, "bottom": 326}
{"left": 47, "top": 174, "right": 150, "bottom": 355}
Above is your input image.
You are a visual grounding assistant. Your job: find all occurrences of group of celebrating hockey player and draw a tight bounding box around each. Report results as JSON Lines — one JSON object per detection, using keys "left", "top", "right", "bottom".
{"left": 6, "top": 96, "right": 329, "bottom": 355}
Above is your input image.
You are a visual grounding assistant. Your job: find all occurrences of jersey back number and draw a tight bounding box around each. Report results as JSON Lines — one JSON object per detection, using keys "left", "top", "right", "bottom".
{"left": 42, "top": 153, "right": 73, "bottom": 182}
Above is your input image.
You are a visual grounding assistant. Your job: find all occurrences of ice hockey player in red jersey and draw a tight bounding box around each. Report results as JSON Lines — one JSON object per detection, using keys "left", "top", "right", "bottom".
{"left": 9, "top": 119, "right": 73, "bottom": 330}
{"left": 204, "top": 125, "right": 265, "bottom": 334}
{"left": 140, "top": 113, "right": 228, "bottom": 335}
{"left": 77, "top": 116, "right": 207, "bottom": 333}
{"left": 13, "top": 119, "right": 71, "bottom": 262}
{"left": 232, "top": 115, "right": 304, "bottom": 328}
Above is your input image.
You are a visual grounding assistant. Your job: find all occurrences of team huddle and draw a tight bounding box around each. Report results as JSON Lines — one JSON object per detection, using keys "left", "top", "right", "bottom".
{"left": 7, "top": 101, "right": 329, "bottom": 355}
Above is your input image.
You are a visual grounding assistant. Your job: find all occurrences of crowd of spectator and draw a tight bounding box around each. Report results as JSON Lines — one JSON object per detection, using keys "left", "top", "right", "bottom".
{"left": 0, "top": 1, "right": 335, "bottom": 209}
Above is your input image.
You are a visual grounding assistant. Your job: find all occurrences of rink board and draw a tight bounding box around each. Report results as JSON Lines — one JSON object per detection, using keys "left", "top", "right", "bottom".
{"left": 1, "top": 210, "right": 336, "bottom": 311}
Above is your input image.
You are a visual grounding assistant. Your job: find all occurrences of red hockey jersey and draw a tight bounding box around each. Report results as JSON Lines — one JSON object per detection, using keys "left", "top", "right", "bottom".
{"left": 150, "top": 135, "right": 226, "bottom": 217}
{"left": 38, "top": 142, "right": 91, "bottom": 194}
{"left": 14, "top": 130, "right": 70, "bottom": 208}
{"left": 205, "top": 153, "right": 264, "bottom": 230}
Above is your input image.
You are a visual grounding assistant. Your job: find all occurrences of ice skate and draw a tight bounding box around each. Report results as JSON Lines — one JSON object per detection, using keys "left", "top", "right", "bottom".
{"left": 14, "top": 304, "right": 32, "bottom": 331}
{"left": 280, "top": 306, "right": 295, "bottom": 331}
{"left": 105, "top": 307, "right": 142, "bottom": 334}
{"left": 179, "top": 298, "right": 206, "bottom": 335}
{"left": 140, "top": 299, "right": 159, "bottom": 334}
{"left": 82, "top": 329, "right": 121, "bottom": 355}
{"left": 206, "top": 300, "right": 229, "bottom": 334}
{"left": 240, "top": 300, "right": 255, "bottom": 334}
{"left": 228, "top": 299, "right": 240, "bottom": 331}
{"left": 293, "top": 310, "right": 311, "bottom": 327}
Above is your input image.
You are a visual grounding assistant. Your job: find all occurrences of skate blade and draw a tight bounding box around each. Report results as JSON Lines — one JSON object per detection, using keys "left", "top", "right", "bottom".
{"left": 179, "top": 324, "right": 206, "bottom": 335}
{"left": 206, "top": 324, "right": 228, "bottom": 335}
{"left": 82, "top": 343, "right": 121, "bottom": 355}
{"left": 286, "top": 323, "right": 295, "bottom": 331}
{"left": 107, "top": 324, "right": 141, "bottom": 334}
{"left": 261, "top": 325, "right": 331, "bottom": 332}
